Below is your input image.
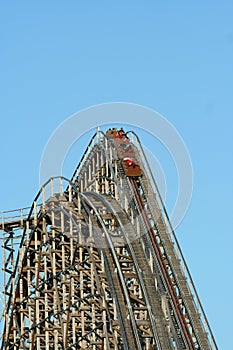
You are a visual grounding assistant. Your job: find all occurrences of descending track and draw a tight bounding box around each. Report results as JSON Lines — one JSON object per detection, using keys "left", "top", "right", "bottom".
{"left": 0, "top": 129, "right": 218, "bottom": 349}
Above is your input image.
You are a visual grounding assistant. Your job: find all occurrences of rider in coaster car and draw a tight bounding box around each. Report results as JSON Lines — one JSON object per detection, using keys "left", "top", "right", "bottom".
{"left": 123, "top": 157, "right": 136, "bottom": 167}
{"left": 116, "top": 128, "right": 128, "bottom": 139}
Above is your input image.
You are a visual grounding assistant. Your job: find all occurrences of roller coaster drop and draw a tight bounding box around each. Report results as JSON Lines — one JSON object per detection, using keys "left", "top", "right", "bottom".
{"left": 0, "top": 129, "right": 218, "bottom": 349}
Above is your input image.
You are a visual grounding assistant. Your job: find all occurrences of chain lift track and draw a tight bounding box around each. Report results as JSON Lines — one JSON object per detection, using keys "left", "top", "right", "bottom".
{"left": 0, "top": 129, "right": 218, "bottom": 349}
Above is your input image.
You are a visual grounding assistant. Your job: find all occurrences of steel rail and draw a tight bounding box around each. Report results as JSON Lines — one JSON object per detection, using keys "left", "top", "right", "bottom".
{"left": 80, "top": 193, "right": 142, "bottom": 350}
{"left": 118, "top": 171, "right": 189, "bottom": 349}
{"left": 138, "top": 177, "right": 208, "bottom": 349}
{"left": 130, "top": 178, "right": 197, "bottom": 350}
{"left": 127, "top": 130, "right": 218, "bottom": 350}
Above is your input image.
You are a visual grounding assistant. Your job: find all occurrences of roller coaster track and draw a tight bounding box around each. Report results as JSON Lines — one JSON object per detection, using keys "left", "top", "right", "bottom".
{"left": 0, "top": 129, "right": 218, "bottom": 349}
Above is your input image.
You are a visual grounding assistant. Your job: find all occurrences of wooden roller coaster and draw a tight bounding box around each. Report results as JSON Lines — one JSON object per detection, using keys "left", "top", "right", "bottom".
{"left": 0, "top": 129, "right": 218, "bottom": 349}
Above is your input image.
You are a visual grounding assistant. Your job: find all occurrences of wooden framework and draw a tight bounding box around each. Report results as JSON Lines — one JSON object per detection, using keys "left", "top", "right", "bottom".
{"left": 0, "top": 130, "right": 218, "bottom": 349}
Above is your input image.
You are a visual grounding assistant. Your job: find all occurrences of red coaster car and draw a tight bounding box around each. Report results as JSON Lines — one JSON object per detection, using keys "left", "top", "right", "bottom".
{"left": 123, "top": 157, "right": 141, "bottom": 177}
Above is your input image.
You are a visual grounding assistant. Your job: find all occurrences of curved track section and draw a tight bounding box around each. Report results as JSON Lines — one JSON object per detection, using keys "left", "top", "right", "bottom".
{"left": 0, "top": 129, "right": 218, "bottom": 350}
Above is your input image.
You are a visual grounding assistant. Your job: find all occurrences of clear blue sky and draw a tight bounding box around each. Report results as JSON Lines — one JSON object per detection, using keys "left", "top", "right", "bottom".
{"left": 1, "top": 1, "right": 232, "bottom": 348}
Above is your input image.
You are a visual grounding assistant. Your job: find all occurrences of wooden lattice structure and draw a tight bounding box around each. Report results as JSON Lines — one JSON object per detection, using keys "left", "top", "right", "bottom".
{"left": 0, "top": 130, "right": 218, "bottom": 349}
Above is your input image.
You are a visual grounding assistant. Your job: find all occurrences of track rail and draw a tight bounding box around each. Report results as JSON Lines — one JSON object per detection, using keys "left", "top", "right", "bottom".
{"left": 127, "top": 131, "right": 218, "bottom": 350}
{"left": 84, "top": 191, "right": 171, "bottom": 350}
{"left": 130, "top": 178, "right": 196, "bottom": 349}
